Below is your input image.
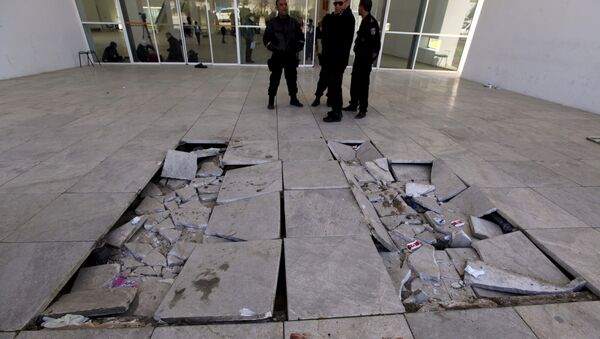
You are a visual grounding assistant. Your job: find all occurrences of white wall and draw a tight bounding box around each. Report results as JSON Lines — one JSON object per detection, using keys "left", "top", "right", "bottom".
{"left": 0, "top": 0, "right": 87, "bottom": 80}
{"left": 462, "top": 0, "right": 600, "bottom": 114}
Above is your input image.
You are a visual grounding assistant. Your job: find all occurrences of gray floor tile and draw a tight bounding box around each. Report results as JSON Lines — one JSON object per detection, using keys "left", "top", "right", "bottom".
{"left": 283, "top": 160, "right": 349, "bottom": 190}
{"left": 535, "top": 186, "right": 600, "bottom": 228}
{"left": 515, "top": 301, "right": 600, "bottom": 339}
{"left": 151, "top": 323, "right": 282, "bottom": 338}
{"left": 284, "top": 315, "right": 414, "bottom": 339}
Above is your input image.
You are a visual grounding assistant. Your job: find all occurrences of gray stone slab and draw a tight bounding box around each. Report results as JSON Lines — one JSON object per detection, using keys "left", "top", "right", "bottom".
{"left": 197, "top": 158, "right": 223, "bottom": 177}
{"left": 0, "top": 334, "right": 13, "bottom": 339}
{"left": 285, "top": 235, "right": 405, "bottom": 320}
{"left": 319, "top": 123, "right": 369, "bottom": 144}
{"left": 379, "top": 251, "right": 408, "bottom": 295}
{"left": 327, "top": 141, "right": 357, "bottom": 161}
{"left": 445, "top": 248, "right": 479, "bottom": 276}
{"left": 216, "top": 161, "right": 282, "bottom": 204}
{"left": 222, "top": 140, "right": 278, "bottom": 165}
{"left": 470, "top": 216, "right": 503, "bottom": 239}
{"left": 407, "top": 244, "right": 440, "bottom": 282}
{"left": 285, "top": 189, "right": 369, "bottom": 237}
{"left": 491, "top": 160, "right": 576, "bottom": 187}
{"left": 356, "top": 142, "right": 384, "bottom": 164}
{"left": 538, "top": 160, "right": 600, "bottom": 186}
{"left": 182, "top": 117, "right": 236, "bottom": 144}
{"left": 283, "top": 160, "right": 349, "bottom": 190}
{"left": 135, "top": 196, "right": 165, "bottom": 215}
{"left": 161, "top": 150, "right": 197, "bottom": 180}
{"left": 441, "top": 154, "right": 525, "bottom": 188}
{"left": 365, "top": 158, "right": 395, "bottom": 183}
{"left": 44, "top": 288, "right": 137, "bottom": 317}
{"left": 279, "top": 140, "right": 332, "bottom": 161}
{"left": 430, "top": 159, "right": 467, "bottom": 201}
{"left": 435, "top": 251, "right": 476, "bottom": 301}
{"left": 405, "top": 182, "right": 435, "bottom": 197}
{"left": 155, "top": 240, "right": 281, "bottom": 323}
{"left": 127, "top": 277, "right": 173, "bottom": 318}
{"left": 0, "top": 242, "right": 94, "bottom": 331}
{"left": 444, "top": 186, "right": 497, "bottom": 217}
{"left": 515, "top": 301, "right": 600, "bottom": 339}
{"left": 5, "top": 193, "right": 135, "bottom": 242}
{"left": 339, "top": 161, "right": 376, "bottom": 185}
{"left": 370, "top": 189, "right": 417, "bottom": 217}
{"left": 175, "top": 185, "right": 197, "bottom": 203}
{"left": 405, "top": 307, "right": 537, "bottom": 339}
{"left": 535, "top": 186, "right": 600, "bottom": 228}
{"left": 473, "top": 231, "right": 570, "bottom": 285}
{"left": 526, "top": 228, "right": 600, "bottom": 295}
{"left": 151, "top": 323, "right": 283, "bottom": 339}
{"left": 0, "top": 192, "right": 58, "bottom": 241}
{"left": 105, "top": 216, "right": 147, "bottom": 248}
{"left": 284, "top": 315, "right": 414, "bottom": 339}
{"left": 370, "top": 135, "right": 434, "bottom": 164}
{"left": 483, "top": 187, "right": 590, "bottom": 230}
{"left": 16, "top": 328, "right": 153, "bottom": 339}
{"left": 350, "top": 186, "right": 399, "bottom": 252}
{"left": 412, "top": 196, "right": 441, "bottom": 214}
{"left": 170, "top": 199, "right": 212, "bottom": 229}
{"left": 390, "top": 164, "right": 431, "bottom": 184}
{"left": 71, "top": 264, "right": 120, "bottom": 292}
{"left": 207, "top": 192, "right": 280, "bottom": 240}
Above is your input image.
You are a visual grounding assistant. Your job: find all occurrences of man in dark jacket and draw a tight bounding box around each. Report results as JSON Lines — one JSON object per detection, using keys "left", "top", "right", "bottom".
{"left": 165, "top": 32, "right": 183, "bottom": 62}
{"left": 322, "top": 0, "right": 355, "bottom": 122}
{"left": 102, "top": 41, "right": 123, "bottom": 62}
{"left": 263, "top": 0, "right": 305, "bottom": 109}
{"left": 343, "top": 0, "right": 381, "bottom": 119}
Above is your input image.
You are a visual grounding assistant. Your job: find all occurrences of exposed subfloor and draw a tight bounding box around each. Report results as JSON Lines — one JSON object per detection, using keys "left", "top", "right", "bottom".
{"left": 1, "top": 65, "right": 600, "bottom": 338}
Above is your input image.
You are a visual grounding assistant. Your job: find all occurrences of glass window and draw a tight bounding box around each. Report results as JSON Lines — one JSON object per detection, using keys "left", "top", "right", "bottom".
{"left": 414, "top": 35, "right": 466, "bottom": 71}
{"left": 83, "top": 24, "right": 129, "bottom": 62}
{"left": 386, "top": 0, "right": 423, "bottom": 33}
{"left": 379, "top": 33, "right": 415, "bottom": 69}
{"left": 122, "top": 0, "right": 161, "bottom": 62}
{"left": 208, "top": 0, "right": 238, "bottom": 63}
{"left": 422, "top": 0, "right": 478, "bottom": 35}
{"left": 148, "top": 0, "right": 186, "bottom": 62}
{"left": 180, "top": 0, "right": 212, "bottom": 63}
{"left": 76, "top": 0, "right": 120, "bottom": 22}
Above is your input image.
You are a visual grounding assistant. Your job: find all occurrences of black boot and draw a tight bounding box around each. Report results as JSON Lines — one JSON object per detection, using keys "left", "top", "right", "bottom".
{"left": 311, "top": 96, "right": 321, "bottom": 107}
{"left": 355, "top": 111, "right": 366, "bottom": 119}
{"left": 343, "top": 104, "right": 357, "bottom": 112}
{"left": 323, "top": 111, "right": 342, "bottom": 123}
{"left": 268, "top": 96, "right": 275, "bottom": 110}
{"left": 290, "top": 96, "right": 303, "bottom": 107}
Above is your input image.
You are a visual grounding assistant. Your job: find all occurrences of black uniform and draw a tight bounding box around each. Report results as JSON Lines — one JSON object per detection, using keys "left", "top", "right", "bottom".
{"left": 314, "top": 13, "right": 333, "bottom": 101}
{"left": 322, "top": 7, "right": 355, "bottom": 118}
{"left": 263, "top": 15, "right": 304, "bottom": 97}
{"left": 348, "top": 13, "right": 381, "bottom": 113}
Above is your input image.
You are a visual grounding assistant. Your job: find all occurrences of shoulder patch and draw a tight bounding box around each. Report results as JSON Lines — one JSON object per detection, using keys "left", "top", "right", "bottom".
{"left": 370, "top": 27, "right": 376, "bottom": 35}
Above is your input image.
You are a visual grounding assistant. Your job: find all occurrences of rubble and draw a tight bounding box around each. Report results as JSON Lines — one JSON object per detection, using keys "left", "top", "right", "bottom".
{"left": 365, "top": 158, "right": 395, "bottom": 183}
{"left": 161, "top": 150, "right": 197, "bottom": 180}
{"left": 134, "top": 197, "right": 165, "bottom": 216}
{"left": 71, "top": 264, "right": 120, "bottom": 292}
{"left": 407, "top": 244, "right": 440, "bottom": 282}
{"left": 405, "top": 183, "right": 435, "bottom": 197}
{"left": 196, "top": 158, "right": 223, "bottom": 177}
{"left": 412, "top": 196, "right": 442, "bottom": 214}
{"left": 470, "top": 216, "right": 503, "bottom": 239}
{"left": 327, "top": 141, "right": 357, "bottom": 161}
{"left": 105, "top": 216, "right": 147, "bottom": 248}
{"left": 444, "top": 186, "right": 497, "bottom": 218}
{"left": 170, "top": 199, "right": 211, "bottom": 229}
{"left": 430, "top": 159, "right": 467, "bottom": 201}
{"left": 44, "top": 288, "right": 137, "bottom": 318}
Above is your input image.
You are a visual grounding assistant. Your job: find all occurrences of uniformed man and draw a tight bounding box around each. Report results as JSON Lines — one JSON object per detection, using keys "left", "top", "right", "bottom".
{"left": 321, "top": 0, "right": 355, "bottom": 122}
{"left": 343, "top": 0, "right": 381, "bottom": 119}
{"left": 264, "top": 0, "right": 305, "bottom": 110}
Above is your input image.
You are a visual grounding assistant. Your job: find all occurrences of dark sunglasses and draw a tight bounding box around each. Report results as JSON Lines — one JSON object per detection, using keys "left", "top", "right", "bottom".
{"left": 333, "top": 1, "right": 343, "bottom": 6}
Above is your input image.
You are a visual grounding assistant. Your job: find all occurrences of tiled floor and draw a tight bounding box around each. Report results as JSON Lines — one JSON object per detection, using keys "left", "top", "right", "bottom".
{"left": 1, "top": 65, "right": 599, "bottom": 336}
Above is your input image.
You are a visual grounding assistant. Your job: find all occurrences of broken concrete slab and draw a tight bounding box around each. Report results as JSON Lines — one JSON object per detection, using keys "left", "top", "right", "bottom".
{"left": 105, "top": 216, "right": 147, "bottom": 248}
{"left": 285, "top": 189, "right": 369, "bottom": 238}
{"left": 170, "top": 199, "right": 212, "bottom": 229}
{"left": 430, "top": 159, "right": 467, "bottom": 201}
{"left": 412, "top": 196, "right": 441, "bottom": 214}
{"left": 327, "top": 141, "right": 357, "bottom": 161}
{"left": 194, "top": 147, "right": 222, "bottom": 159}
{"left": 141, "top": 182, "right": 163, "bottom": 198}
{"left": 155, "top": 240, "right": 281, "bottom": 323}
{"left": 515, "top": 301, "right": 600, "bottom": 339}
{"left": 44, "top": 288, "right": 137, "bottom": 317}
{"left": 470, "top": 216, "right": 503, "bottom": 239}
{"left": 151, "top": 323, "right": 283, "bottom": 338}
{"left": 380, "top": 214, "right": 409, "bottom": 231}
{"left": 350, "top": 186, "right": 399, "bottom": 252}
{"left": 71, "top": 264, "right": 120, "bottom": 292}
{"left": 166, "top": 179, "right": 188, "bottom": 191}
{"left": 135, "top": 196, "right": 165, "bottom": 216}
{"left": 278, "top": 140, "right": 332, "bottom": 161}
{"left": 283, "top": 160, "right": 349, "bottom": 190}
{"left": 535, "top": 186, "right": 600, "bottom": 228}
{"left": 390, "top": 164, "right": 431, "bottom": 183}
{"left": 161, "top": 150, "right": 197, "bottom": 181}
{"left": 16, "top": 328, "right": 153, "bottom": 339}
{"left": 449, "top": 230, "right": 472, "bottom": 248}
{"left": 339, "top": 161, "right": 376, "bottom": 186}
{"left": 285, "top": 235, "right": 404, "bottom": 320}
{"left": 405, "top": 182, "right": 435, "bottom": 197}
{"left": 142, "top": 248, "right": 167, "bottom": 267}
{"left": 158, "top": 228, "right": 181, "bottom": 244}
{"left": 222, "top": 140, "right": 277, "bottom": 166}
{"left": 435, "top": 251, "right": 475, "bottom": 302}
{"left": 356, "top": 142, "right": 384, "bottom": 164}
{"left": 379, "top": 251, "right": 408, "bottom": 295}
{"left": 464, "top": 260, "right": 586, "bottom": 295}
{"left": 365, "top": 158, "right": 395, "bottom": 183}
{"left": 127, "top": 277, "right": 172, "bottom": 318}
{"left": 444, "top": 186, "right": 497, "bottom": 218}
{"left": 473, "top": 231, "right": 570, "bottom": 286}
{"left": 125, "top": 243, "right": 154, "bottom": 261}
{"left": 168, "top": 242, "right": 196, "bottom": 261}
{"left": 175, "top": 186, "right": 197, "bottom": 203}
{"left": 284, "top": 315, "right": 414, "bottom": 339}
{"left": 445, "top": 248, "right": 479, "bottom": 276}
{"left": 196, "top": 158, "right": 223, "bottom": 177}
{"left": 407, "top": 244, "right": 440, "bottom": 282}
{"left": 370, "top": 189, "right": 417, "bottom": 217}
{"left": 405, "top": 307, "right": 537, "bottom": 339}
{"left": 216, "top": 161, "right": 282, "bottom": 204}
{"left": 207, "top": 192, "right": 280, "bottom": 241}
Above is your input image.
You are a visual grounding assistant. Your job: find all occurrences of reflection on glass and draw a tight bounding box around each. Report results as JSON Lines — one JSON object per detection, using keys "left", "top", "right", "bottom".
{"left": 414, "top": 35, "right": 466, "bottom": 70}
{"left": 180, "top": 0, "right": 212, "bottom": 63}
{"left": 148, "top": 0, "right": 186, "bottom": 62}
{"left": 76, "top": 0, "right": 120, "bottom": 22}
{"left": 122, "top": 0, "right": 160, "bottom": 62}
{"left": 386, "top": 0, "right": 422, "bottom": 32}
{"left": 83, "top": 24, "right": 128, "bottom": 62}
{"left": 208, "top": 0, "right": 237, "bottom": 63}
{"left": 422, "top": 0, "right": 478, "bottom": 35}
{"left": 379, "top": 33, "right": 415, "bottom": 69}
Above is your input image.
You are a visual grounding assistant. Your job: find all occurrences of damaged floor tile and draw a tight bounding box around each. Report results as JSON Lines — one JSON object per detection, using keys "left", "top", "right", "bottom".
{"left": 222, "top": 140, "right": 277, "bottom": 166}
{"left": 365, "top": 158, "right": 395, "bottom": 183}
{"left": 170, "top": 199, "right": 212, "bottom": 229}
{"left": 284, "top": 315, "right": 413, "bottom": 339}
{"left": 71, "top": 264, "right": 120, "bottom": 292}
{"left": 151, "top": 323, "right": 283, "bottom": 338}
{"left": 127, "top": 277, "right": 173, "bottom": 318}
{"left": 470, "top": 216, "right": 503, "bottom": 239}
{"left": 43, "top": 288, "right": 137, "bottom": 317}
{"left": 285, "top": 235, "right": 404, "bottom": 320}
{"left": 430, "top": 159, "right": 467, "bottom": 202}
{"left": 390, "top": 163, "right": 431, "bottom": 184}
{"left": 16, "top": 328, "right": 154, "bottom": 339}
{"left": 515, "top": 301, "right": 600, "bottom": 339}
{"left": 155, "top": 240, "right": 281, "bottom": 323}
{"left": 327, "top": 141, "right": 357, "bottom": 162}
{"left": 350, "top": 186, "right": 399, "bottom": 252}
{"left": 283, "top": 160, "right": 349, "bottom": 190}
{"left": 279, "top": 140, "right": 332, "bottom": 161}
{"left": 161, "top": 150, "right": 197, "bottom": 181}
{"left": 444, "top": 186, "right": 497, "bottom": 218}
{"left": 216, "top": 161, "right": 282, "bottom": 204}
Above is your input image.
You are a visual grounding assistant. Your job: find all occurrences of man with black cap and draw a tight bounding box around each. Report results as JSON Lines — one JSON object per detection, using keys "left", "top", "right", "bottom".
{"left": 264, "top": 0, "right": 305, "bottom": 110}
{"left": 343, "top": 0, "right": 380, "bottom": 119}
{"left": 321, "top": 0, "right": 355, "bottom": 122}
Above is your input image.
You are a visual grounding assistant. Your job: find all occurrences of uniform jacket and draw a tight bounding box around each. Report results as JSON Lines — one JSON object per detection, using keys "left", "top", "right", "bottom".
{"left": 354, "top": 13, "right": 381, "bottom": 62}
{"left": 263, "top": 15, "right": 304, "bottom": 53}
{"left": 321, "top": 7, "right": 355, "bottom": 69}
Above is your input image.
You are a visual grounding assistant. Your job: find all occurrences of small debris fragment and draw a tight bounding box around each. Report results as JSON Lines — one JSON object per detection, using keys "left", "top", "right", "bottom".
{"left": 407, "top": 240, "right": 422, "bottom": 252}
{"left": 161, "top": 150, "right": 197, "bottom": 180}
{"left": 41, "top": 314, "right": 89, "bottom": 328}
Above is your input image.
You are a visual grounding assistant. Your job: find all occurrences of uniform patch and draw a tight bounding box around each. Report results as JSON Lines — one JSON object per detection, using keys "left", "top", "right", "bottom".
{"left": 370, "top": 27, "right": 376, "bottom": 35}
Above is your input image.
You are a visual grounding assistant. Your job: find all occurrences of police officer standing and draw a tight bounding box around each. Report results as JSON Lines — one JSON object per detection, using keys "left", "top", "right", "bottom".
{"left": 264, "top": 0, "right": 305, "bottom": 110}
{"left": 322, "top": 0, "right": 355, "bottom": 122}
{"left": 343, "top": 0, "right": 380, "bottom": 119}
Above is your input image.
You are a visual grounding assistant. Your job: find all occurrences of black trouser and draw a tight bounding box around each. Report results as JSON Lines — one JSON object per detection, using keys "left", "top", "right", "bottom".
{"left": 245, "top": 39, "right": 253, "bottom": 62}
{"left": 327, "top": 65, "right": 346, "bottom": 115}
{"left": 349, "top": 57, "right": 373, "bottom": 112}
{"left": 315, "top": 65, "right": 330, "bottom": 98}
{"left": 268, "top": 52, "right": 298, "bottom": 97}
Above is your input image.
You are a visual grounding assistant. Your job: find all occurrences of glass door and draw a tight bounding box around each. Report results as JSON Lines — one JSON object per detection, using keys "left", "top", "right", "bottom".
{"left": 207, "top": 0, "right": 239, "bottom": 63}
{"left": 179, "top": 0, "right": 213, "bottom": 63}
{"left": 121, "top": 0, "right": 161, "bottom": 62}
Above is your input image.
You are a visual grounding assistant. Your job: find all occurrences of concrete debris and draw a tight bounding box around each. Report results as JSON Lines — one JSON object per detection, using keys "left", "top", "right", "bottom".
{"left": 450, "top": 230, "right": 472, "bottom": 248}
{"left": 340, "top": 161, "right": 376, "bottom": 186}
{"left": 350, "top": 185, "right": 399, "bottom": 252}
{"left": 445, "top": 248, "right": 479, "bottom": 276}
{"left": 407, "top": 244, "right": 441, "bottom": 282}
{"left": 415, "top": 231, "right": 438, "bottom": 245}
{"left": 191, "top": 176, "right": 220, "bottom": 188}
{"left": 404, "top": 290, "right": 429, "bottom": 304}
{"left": 163, "top": 199, "right": 179, "bottom": 212}
{"left": 125, "top": 243, "right": 154, "bottom": 261}
{"left": 445, "top": 186, "right": 497, "bottom": 218}
{"left": 464, "top": 260, "right": 586, "bottom": 295}
{"left": 356, "top": 142, "right": 383, "bottom": 164}
{"left": 175, "top": 186, "right": 197, "bottom": 203}
{"left": 365, "top": 158, "right": 395, "bottom": 183}
{"left": 405, "top": 183, "right": 435, "bottom": 197}
{"left": 370, "top": 189, "right": 417, "bottom": 217}
{"left": 327, "top": 141, "right": 356, "bottom": 161}
{"left": 132, "top": 266, "right": 161, "bottom": 277}
{"left": 161, "top": 150, "right": 197, "bottom": 181}
{"left": 167, "top": 255, "right": 184, "bottom": 267}
{"left": 141, "top": 182, "right": 164, "bottom": 198}
{"left": 194, "top": 147, "right": 222, "bottom": 158}
{"left": 431, "top": 159, "right": 467, "bottom": 202}
{"left": 105, "top": 216, "right": 147, "bottom": 248}
{"left": 135, "top": 196, "right": 165, "bottom": 215}
{"left": 170, "top": 199, "right": 211, "bottom": 229}
{"left": 197, "top": 158, "right": 223, "bottom": 177}
{"left": 71, "top": 264, "right": 120, "bottom": 292}
{"left": 44, "top": 288, "right": 138, "bottom": 317}
{"left": 198, "top": 193, "right": 218, "bottom": 202}
{"left": 127, "top": 277, "right": 172, "bottom": 318}
{"left": 412, "top": 196, "right": 442, "bottom": 214}
{"left": 141, "top": 248, "right": 167, "bottom": 267}
{"left": 158, "top": 228, "right": 181, "bottom": 244}
{"left": 166, "top": 179, "right": 188, "bottom": 191}
{"left": 470, "top": 216, "right": 503, "bottom": 239}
